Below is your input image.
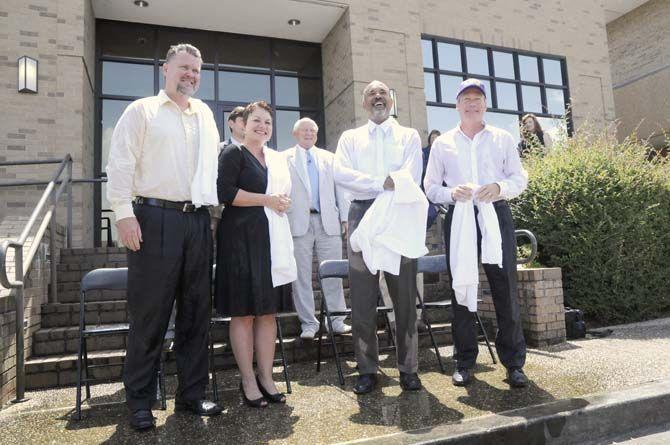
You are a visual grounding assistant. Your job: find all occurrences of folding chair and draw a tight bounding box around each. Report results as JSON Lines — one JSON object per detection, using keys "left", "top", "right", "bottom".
{"left": 415, "top": 254, "right": 497, "bottom": 374}
{"left": 315, "top": 259, "right": 396, "bottom": 386}
{"left": 75, "top": 268, "right": 168, "bottom": 420}
{"left": 208, "top": 263, "right": 292, "bottom": 401}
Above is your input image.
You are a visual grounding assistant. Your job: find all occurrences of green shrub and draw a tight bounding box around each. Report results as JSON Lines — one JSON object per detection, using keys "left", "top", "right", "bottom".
{"left": 511, "top": 130, "right": 670, "bottom": 324}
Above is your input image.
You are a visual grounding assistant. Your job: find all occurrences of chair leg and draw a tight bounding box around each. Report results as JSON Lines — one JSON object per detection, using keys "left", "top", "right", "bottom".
{"left": 83, "top": 340, "right": 91, "bottom": 400}
{"left": 209, "top": 326, "right": 219, "bottom": 402}
{"left": 476, "top": 313, "right": 497, "bottom": 365}
{"left": 316, "top": 299, "right": 325, "bottom": 373}
{"left": 416, "top": 289, "right": 445, "bottom": 373}
{"left": 75, "top": 337, "right": 83, "bottom": 420}
{"left": 325, "top": 310, "right": 345, "bottom": 387}
{"left": 382, "top": 310, "right": 396, "bottom": 348}
{"left": 275, "top": 317, "right": 291, "bottom": 394}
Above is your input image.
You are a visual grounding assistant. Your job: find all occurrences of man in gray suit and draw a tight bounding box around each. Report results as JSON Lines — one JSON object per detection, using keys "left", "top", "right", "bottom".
{"left": 284, "top": 118, "right": 351, "bottom": 340}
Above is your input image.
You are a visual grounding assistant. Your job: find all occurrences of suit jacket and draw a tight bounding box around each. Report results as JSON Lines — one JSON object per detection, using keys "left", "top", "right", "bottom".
{"left": 284, "top": 146, "right": 349, "bottom": 237}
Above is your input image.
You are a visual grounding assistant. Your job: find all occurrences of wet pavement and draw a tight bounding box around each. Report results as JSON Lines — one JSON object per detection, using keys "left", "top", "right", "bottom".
{"left": 1, "top": 318, "right": 670, "bottom": 444}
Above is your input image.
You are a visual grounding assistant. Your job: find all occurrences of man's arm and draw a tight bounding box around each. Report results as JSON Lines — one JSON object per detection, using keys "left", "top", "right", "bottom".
{"left": 333, "top": 131, "right": 386, "bottom": 194}
{"left": 423, "top": 140, "right": 455, "bottom": 204}
{"left": 497, "top": 133, "right": 529, "bottom": 200}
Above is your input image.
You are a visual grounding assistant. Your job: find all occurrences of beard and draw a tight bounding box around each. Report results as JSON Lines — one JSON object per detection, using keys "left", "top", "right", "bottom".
{"left": 177, "top": 81, "right": 198, "bottom": 97}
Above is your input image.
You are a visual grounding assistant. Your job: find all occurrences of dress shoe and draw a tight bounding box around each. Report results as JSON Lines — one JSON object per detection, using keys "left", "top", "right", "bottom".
{"left": 452, "top": 368, "right": 472, "bottom": 387}
{"left": 353, "top": 373, "right": 377, "bottom": 394}
{"left": 399, "top": 372, "right": 422, "bottom": 391}
{"left": 256, "top": 375, "right": 286, "bottom": 404}
{"left": 129, "top": 409, "right": 155, "bottom": 431}
{"left": 175, "top": 398, "right": 222, "bottom": 416}
{"left": 507, "top": 367, "right": 529, "bottom": 388}
{"left": 239, "top": 382, "right": 268, "bottom": 408}
{"left": 300, "top": 327, "right": 317, "bottom": 340}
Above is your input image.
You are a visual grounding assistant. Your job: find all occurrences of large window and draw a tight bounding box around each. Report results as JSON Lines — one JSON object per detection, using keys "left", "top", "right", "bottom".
{"left": 95, "top": 20, "right": 324, "bottom": 245}
{"left": 422, "top": 36, "right": 571, "bottom": 143}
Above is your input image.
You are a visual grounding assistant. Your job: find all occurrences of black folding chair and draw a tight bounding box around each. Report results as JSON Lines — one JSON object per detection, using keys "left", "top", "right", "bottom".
{"left": 209, "top": 263, "right": 292, "bottom": 401}
{"left": 75, "top": 268, "right": 168, "bottom": 420}
{"left": 315, "top": 260, "right": 396, "bottom": 386}
{"left": 415, "top": 254, "right": 497, "bottom": 374}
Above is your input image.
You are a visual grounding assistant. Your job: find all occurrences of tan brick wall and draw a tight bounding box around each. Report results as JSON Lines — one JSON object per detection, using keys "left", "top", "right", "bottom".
{"left": 607, "top": 0, "right": 670, "bottom": 147}
{"left": 0, "top": 0, "right": 96, "bottom": 247}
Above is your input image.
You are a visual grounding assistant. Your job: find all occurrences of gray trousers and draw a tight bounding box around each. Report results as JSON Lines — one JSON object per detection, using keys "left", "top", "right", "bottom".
{"left": 292, "top": 213, "right": 347, "bottom": 330}
{"left": 348, "top": 200, "right": 419, "bottom": 375}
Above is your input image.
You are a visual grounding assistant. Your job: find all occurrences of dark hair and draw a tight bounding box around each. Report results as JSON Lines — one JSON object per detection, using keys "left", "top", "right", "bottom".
{"left": 428, "top": 129, "right": 441, "bottom": 145}
{"left": 228, "top": 106, "right": 245, "bottom": 122}
{"left": 242, "top": 101, "right": 273, "bottom": 125}
{"left": 521, "top": 114, "right": 544, "bottom": 138}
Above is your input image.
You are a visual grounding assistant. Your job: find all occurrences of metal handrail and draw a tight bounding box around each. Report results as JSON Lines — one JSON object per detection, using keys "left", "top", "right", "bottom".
{"left": 0, "top": 155, "right": 73, "bottom": 403}
{"left": 435, "top": 203, "right": 538, "bottom": 265}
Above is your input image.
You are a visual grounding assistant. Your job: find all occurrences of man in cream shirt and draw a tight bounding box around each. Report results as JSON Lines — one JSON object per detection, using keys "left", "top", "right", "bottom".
{"left": 106, "top": 43, "right": 222, "bottom": 430}
{"left": 284, "top": 118, "right": 350, "bottom": 340}
{"left": 334, "top": 80, "right": 423, "bottom": 394}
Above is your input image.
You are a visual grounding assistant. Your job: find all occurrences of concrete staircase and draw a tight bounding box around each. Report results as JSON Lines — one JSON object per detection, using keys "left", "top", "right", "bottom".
{"left": 25, "top": 247, "right": 455, "bottom": 389}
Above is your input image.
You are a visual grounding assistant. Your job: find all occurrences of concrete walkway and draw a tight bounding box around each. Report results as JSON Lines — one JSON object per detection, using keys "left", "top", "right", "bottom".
{"left": 1, "top": 318, "right": 670, "bottom": 444}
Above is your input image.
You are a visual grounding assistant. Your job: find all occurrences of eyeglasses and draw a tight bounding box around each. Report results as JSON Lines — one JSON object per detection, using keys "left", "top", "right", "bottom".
{"left": 459, "top": 97, "right": 485, "bottom": 105}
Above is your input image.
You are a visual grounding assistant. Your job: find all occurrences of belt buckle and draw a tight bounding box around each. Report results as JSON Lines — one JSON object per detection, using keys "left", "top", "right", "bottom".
{"left": 182, "top": 203, "right": 195, "bottom": 212}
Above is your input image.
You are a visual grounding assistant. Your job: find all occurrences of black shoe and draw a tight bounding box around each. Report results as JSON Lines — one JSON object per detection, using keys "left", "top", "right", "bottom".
{"left": 452, "top": 368, "right": 472, "bottom": 387}
{"left": 256, "top": 375, "right": 286, "bottom": 404}
{"left": 239, "top": 382, "right": 268, "bottom": 408}
{"left": 399, "top": 372, "right": 422, "bottom": 391}
{"left": 507, "top": 368, "right": 529, "bottom": 388}
{"left": 129, "top": 409, "right": 155, "bottom": 431}
{"left": 353, "top": 374, "right": 377, "bottom": 395}
{"left": 175, "top": 398, "right": 222, "bottom": 416}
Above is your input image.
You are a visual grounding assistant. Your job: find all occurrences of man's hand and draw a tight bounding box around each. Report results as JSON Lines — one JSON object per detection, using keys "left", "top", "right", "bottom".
{"left": 383, "top": 176, "right": 395, "bottom": 191}
{"left": 210, "top": 217, "right": 220, "bottom": 240}
{"left": 341, "top": 221, "right": 348, "bottom": 237}
{"left": 451, "top": 184, "right": 474, "bottom": 202}
{"left": 475, "top": 183, "right": 501, "bottom": 203}
{"left": 116, "top": 217, "right": 143, "bottom": 251}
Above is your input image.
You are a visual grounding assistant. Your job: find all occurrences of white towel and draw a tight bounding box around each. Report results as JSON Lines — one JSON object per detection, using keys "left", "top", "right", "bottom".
{"left": 350, "top": 169, "right": 429, "bottom": 275}
{"left": 264, "top": 147, "right": 298, "bottom": 287}
{"left": 449, "top": 186, "right": 503, "bottom": 312}
{"left": 190, "top": 99, "right": 220, "bottom": 207}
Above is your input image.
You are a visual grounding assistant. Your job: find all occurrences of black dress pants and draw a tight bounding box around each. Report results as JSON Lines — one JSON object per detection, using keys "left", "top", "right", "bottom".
{"left": 443, "top": 200, "right": 526, "bottom": 370}
{"left": 124, "top": 204, "right": 212, "bottom": 410}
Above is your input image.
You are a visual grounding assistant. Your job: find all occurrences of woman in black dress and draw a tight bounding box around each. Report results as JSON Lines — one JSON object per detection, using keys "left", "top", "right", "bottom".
{"left": 215, "top": 101, "right": 292, "bottom": 407}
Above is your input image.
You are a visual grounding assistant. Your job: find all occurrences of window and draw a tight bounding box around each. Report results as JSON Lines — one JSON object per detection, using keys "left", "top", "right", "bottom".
{"left": 422, "top": 36, "right": 571, "bottom": 143}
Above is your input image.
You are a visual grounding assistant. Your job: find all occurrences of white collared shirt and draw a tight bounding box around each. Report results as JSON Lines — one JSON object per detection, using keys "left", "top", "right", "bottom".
{"left": 106, "top": 90, "right": 201, "bottom": 220}
{"left": 423, "top": 122, "right": 528, "bottom": 204}
{"left": 334, "top": 117, "right": 423, "bottom": 200}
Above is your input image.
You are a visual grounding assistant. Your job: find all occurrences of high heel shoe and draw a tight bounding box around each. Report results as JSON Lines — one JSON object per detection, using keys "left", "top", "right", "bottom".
{"left": 256, "top": 375, "right": 287, "bottom": 404}
{"left": 239, "top": 381, "right": 268, "bottom": 408}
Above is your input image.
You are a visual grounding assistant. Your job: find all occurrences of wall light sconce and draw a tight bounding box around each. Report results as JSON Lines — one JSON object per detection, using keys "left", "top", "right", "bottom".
{"left": 18, "top": 56, "right": 38, "bottom": 94}
{"left": 389, "top": 88, "right": 398, "bottom": 118}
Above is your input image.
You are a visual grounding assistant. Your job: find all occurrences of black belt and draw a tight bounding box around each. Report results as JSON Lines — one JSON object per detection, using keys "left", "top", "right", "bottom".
{"left": 447, "top": 199, "right": 509, "bottom": 209}
{"left": 310, "top": 209, "right": 319, "bottom": 214}
{"left": 134, "top": 196, "right": 200, "bottom": 213}
{"left": 352, "top": 199, "right": 375, "bottom": 205}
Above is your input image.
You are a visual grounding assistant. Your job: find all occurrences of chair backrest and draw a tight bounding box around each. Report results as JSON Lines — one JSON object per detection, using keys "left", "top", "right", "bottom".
{"left": 318, "top": 260, "right": 349, "bottom": 280}
{"left": 417, "top": 255, "right": 447, "bottom": 274}
{"left": 81, "top": 268, "right": 128, "bottom": 293}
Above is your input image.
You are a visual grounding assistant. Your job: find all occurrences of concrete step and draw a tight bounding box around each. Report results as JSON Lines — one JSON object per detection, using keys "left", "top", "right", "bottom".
{"left": 25, "top": 323, "right": 455, "bottom": 389}
{"left": 40, "top": 301, "right": 128, "bottom": 328}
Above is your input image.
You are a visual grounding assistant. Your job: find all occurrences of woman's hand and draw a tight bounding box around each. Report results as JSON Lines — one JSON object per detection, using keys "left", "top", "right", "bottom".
{"left": 266, "top": 193, "right": 291, "bottom": 214}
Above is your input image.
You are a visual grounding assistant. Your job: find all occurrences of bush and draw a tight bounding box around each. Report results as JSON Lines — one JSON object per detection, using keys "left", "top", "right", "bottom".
{"left": 511, "top": 130, "right": 670, "bottom": 324}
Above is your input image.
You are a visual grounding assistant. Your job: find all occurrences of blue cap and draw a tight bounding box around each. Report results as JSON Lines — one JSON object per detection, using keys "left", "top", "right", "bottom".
{"left": 456, "top": 78, "right": 486, "bottom": 100}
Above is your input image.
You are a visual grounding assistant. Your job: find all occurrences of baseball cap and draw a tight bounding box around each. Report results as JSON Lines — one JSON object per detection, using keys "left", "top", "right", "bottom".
{"left": 456, "top": 78, "right": 487, "bottom": 100}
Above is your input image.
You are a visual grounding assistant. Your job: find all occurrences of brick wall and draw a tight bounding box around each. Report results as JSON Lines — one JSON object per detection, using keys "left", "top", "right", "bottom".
{"left": 0, "top": 0, "right": 96, "bottom": 247}
{"left": 607, "top": 0, "right": 670, "bottom": 147}
{"left": 0, "top": 216, "right": 65, "bottom": 407}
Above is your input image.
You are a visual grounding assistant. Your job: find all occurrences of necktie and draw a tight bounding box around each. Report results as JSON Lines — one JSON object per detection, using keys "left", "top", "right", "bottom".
{"left": 306, "top": 150, "right": 320, "bottom": 212}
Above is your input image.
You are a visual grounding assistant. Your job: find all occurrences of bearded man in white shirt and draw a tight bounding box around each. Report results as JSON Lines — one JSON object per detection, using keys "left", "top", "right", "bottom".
{"left": 106, "top": 43, "right": 222, "bottom": 430}
{"left": 423, "top": 78, "right": 529, "bottom": 388}
{"left": 334, "top": 80, "right": 423, "bottom": 394}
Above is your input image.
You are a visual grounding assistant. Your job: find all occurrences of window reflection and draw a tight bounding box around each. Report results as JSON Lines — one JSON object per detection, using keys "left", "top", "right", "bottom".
{"left": 275, "top": 110, "right": 301, "bottom": 151}
{"left": 546, "top": 88, "right": 565, "bottom": 115}
{"left": 218, "top": 71, "right": 271, "bottom": 103}
{"left": 439, "top": 75, "right": 462, "bottom": 104}
{"left": 543, "top": 58, "right": 563, "bottom": 85}
{"left": 422, "top": 40, "right": 434, "bottom": 69}
{"left": 518, "top": 55, "right": 539, "bottom": 82}
{"left": 437, "top": 42, "right": 462, "bottom": 71}
{"left": 102, "top": 62, "right": 154, "bottom": 97}
{"left": 486, "top": 112, "right": 520, "bottom": 143}
{"left": 275, "top": 76, "right": 299, "bottom": 107}
{"left": 425, "top": 73, "right": 437, "bottom": 102}
{"left": 479, "top": 79, "right": 493, "bottom": 108}
{"left": 466, "top": 47, "right": 489, "bottom": 76}
{"left": 493, "top": 51, "right": 514, "bottom": 79}
{"left": 101, "top": 99, "right": 133, "bottom": 173}
{"left": 427, "top": 106, "right": 460, "bottom": 133}
{"left": 521, "top": 85, "right": 542, "bottom": 113}
{"left": 496, "top": 81, "right": 518, "bottom": 110}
